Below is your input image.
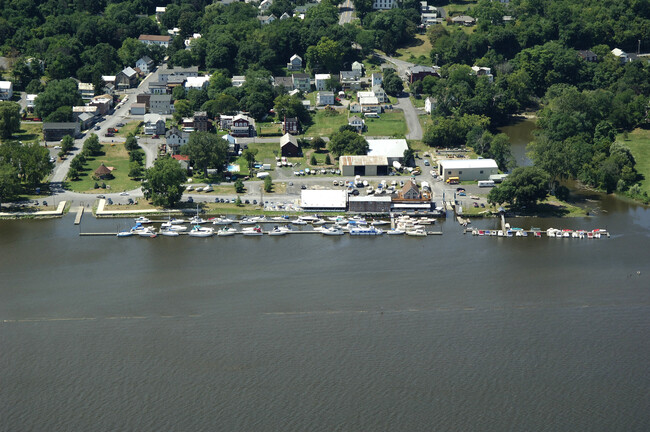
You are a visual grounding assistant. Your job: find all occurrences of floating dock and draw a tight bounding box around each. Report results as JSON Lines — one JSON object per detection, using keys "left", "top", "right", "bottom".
{"left": 80, "top": 230, "right": 443, "bottom": 237}
{"left": 74, "top": 206, "right": 84, "bottom": 225}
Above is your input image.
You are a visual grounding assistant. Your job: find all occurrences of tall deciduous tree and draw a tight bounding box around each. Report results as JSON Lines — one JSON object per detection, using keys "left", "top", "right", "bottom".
{"left": 328, "top": 130, "right": 369, "bottom": 157}
{"left": 0, "top": 102, "right": 21, "bottom": 139}
{"left": 34, "top": 79, "right": 82, "bottom": 120}
{"left": 143, "top": 156, "right": 186, "bottom": 208}
{"left": 0, "top": 163, "right": 21, "bottom": 204}
{"left": 488, "top": 166, "right": 549, "bottom": 208}
{"left": 182, "top": 132, "right": 229, "bottom": 177}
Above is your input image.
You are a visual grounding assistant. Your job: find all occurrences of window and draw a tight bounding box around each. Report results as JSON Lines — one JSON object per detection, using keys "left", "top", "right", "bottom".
{"left": 480, "top": 170, "right": 483, "bottom": 174}
{"left": 458, "top": 171, "right": 463, "bottom": 174}
{"left": 447, "top": 171, "right": 451, "bottom": 175}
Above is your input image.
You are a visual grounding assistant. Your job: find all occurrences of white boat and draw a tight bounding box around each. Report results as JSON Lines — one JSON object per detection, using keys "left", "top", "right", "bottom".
{"left": 298, "top": 215, "right": 319, "bottom": 222}
{"left": 160, "top": 229, "right": 179, "bottom": 237}
{"left": 406, "top": 229, "right": 427, "bottom": 237}
{"left": 189, "top": 216, "right": 208, "bottom": 225}
{"left": 217, "top": 226, "right": 237, "bottom": 236}
{"left": 251, "top": 216, "right": 270, "bottom": 223}
{"left": 349, "top": 226, "right": 383, "bottom": 236}
{"left": 242, "top": 226, "right": 264, "bottom": 236}
{"left": 321, "top": 226, "right": 345, "bottom": 236}
{"left": 311, "top": 219, "right": 328, "bottom": 225}
{"left": 497, "top": 230, "right": 504, "bottom": 237}
{"left": 546, "top": 228, "right": 557, "bottom": 237}
{"left": 117, "top": 231, "right": 134, "bottom": 237}
{"left": 289, "top": 219, "right": 308, "bottom": 225}
{"left": 137, "top": 227, "right": 157, "bottom": 237}
{"left": 169, "top": 218, "right": 186, "bottom": 224}
{"left": 239, "top": 217, "right": 257, "bottom": 225}
{"left": 134, "top": 216, "right": 152, "bottom": 224}
{"left": 161, "top": 221, "right": 187, "bottom": 231}
{"left": 271, "top": 216, "right": 290, "bottom": 223}
{"left": 418, "top": 218, "right": 436, "bottom": 225}
{"left": 212, "top": 217, "right": 235, "bottom": 225}
{"left": 386, "top": 229, "right": 405, "bottom": 235}
{"left": 328, "top": 216, "right": 348, "bottom": 224}
{"left": 188, "top": 225, "right": 214, "bottom": 237}
{"left": 268, "top": 226, "right": 291, "bottom": 236}
{"left": 371, "top": 220, "right": 390, "bottom": 226}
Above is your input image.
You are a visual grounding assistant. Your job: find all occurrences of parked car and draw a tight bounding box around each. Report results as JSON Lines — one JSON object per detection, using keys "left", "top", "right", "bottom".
{"left": 187, "top": 196, "right": 193, "bottom": 203}
{"left": 96, "top": 194, "right": 105, "bottom": 199}
{"left": 301, "top": 185, "right": 307, "bottom": 190}
{"left": 94, "top": 125, "right": 101, "bottom": 130}
{"left": 152, "top": 134, "right": 159, "bottom": 139}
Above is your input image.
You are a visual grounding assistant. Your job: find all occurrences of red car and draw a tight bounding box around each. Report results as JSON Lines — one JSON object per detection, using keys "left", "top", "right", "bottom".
{"left": 152, "top": 134, "right": 159, "bottom": 139}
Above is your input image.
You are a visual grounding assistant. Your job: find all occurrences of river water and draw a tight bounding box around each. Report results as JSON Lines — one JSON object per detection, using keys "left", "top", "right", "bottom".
{"left": 2, "top": 202, "right": 649, "bottom": 431}
{"left": 2, "top": 118, "right": 649, "bottom": 431}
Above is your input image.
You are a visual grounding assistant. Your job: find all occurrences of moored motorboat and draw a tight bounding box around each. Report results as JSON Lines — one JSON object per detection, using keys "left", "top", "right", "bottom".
{"left": 188, "top": 225, "right": 214, "bottom": 237}
{"left": 406, "top": 229, "right": 427, "bottom": 237}
{"left": 189, "top": 215, "right": 208, "bottom": 225}
{"left": 242, "top": 225, "right": 264, "bottom": 236}
{"left": 160, "top": 229, "right": 180, "bottom": 237}
{"left": 239, "top": 217, "right": 257, "bottom": 225}
{"left": 386, "top": 229, "right": 405, "bottom": 235}
{"left": 217, "top": 226, "right": 237, "bottom": 236}
{"left": 117, "top": 230, "right": 134, "bottom": 237}
{"left": 268, "top": 226, "right": 291, "bottom": 236}
{"left": 169, "top": 218, "right": 186, "bottom": 224}
{"left": 134, "top": 216, "right": 152, "bottom": 224}
{"left": 321, "top": 226, "right": 345, "bottom": 236}
{"left": 349, "top": 226, "right": 383, "bottom": 236}
{"left": 212, "top": 217, "right": 235, "bottom": 225}
{"left": 370, "top": 219, "right": 390, "bottom": 226}
{"left": 161, "top": 221, "right": 187, "bottom": 231}
{"left": 137, "top": 227, "right": 157, "bottom": 237}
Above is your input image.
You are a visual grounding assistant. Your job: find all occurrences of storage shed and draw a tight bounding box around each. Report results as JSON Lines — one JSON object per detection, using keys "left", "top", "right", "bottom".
{"left": 437, "top": 158, "right": 499, "bottom": 181}
{"left": 339, "top": 155, "right": 389, "bottom": 176}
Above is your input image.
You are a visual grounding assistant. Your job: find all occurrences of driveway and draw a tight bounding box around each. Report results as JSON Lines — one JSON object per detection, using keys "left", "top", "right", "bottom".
{"left": 338, "top": 0, "right": 354, "bottom": 25}
{"left": 396, "top": 94, "right": 423, "bottom": 140}
{"left": 373, "top": 54, "right": 416, "bottom": 80}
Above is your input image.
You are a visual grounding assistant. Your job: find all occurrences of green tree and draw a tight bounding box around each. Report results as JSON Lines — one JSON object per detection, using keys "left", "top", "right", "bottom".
{"left": 19, "top": 143, "right": 53, "bottom": 186}
{"left": 273, "top": 94, "right": 310, "bottom": 124}
{"left": 128, "top": 161, "right": 143, "bottom": 179}
{"left": 383, "top": 71, "right": 403, "bottom": 96}
{"left": 0, "top": 163, "right": 21, "bottom": 204}
{"left": 142, "top": 156, "right": 186, "bottom": 208}
{"left": 310, "top": 154, "right": 317, "bottom": 165}
{"left": 61, "top": 135, "right": 74, "bottom": 154}
{"left": 44, "top": 106, "right": 73, "bottom": 123}
{"left": 242, "top": 148, "right": 258, "bottom": 172}
{"left": 305, "top": 37, "right": 343, "bottom": 72}
{"left": 0, "top": 102, "right": 21, "bottom": 139}
{"left": 207, "top": 72, "right": 232, "bottom": 99}
{"left": 234, "top": 178, "right": 245, "bottom": 193}
{"left": 83, "top": 134, "right": 101, "bottom": 156}
{"left": 487, "top": 166, "right": 550, "bottom": 208}
{"left": 182, "top": 131, "right": 229, "bottom": 177}
{"left": 324, "top": 154, "right": 332, "bottom": 165}
{"left": 69, "top": 155, "right": 84, "bottom": 172}
{"left": 235, "top": 196, "right": 242, "bottom": 206}
{"left": 125, "top": 134, "right": 138, "bottom": 152}
{"left": 311, "top": 137, "right": 326, "bottom": 152}
{"left": 328, "top": 130, "right": 369, "bottom": 157}
{"left": 173, "top": 100, "right": 193, "bottom": 123}
{"left": 67, "top": 166, "right": 80, "bottom": 181}
{"left": 34, "top": 79, "right": 82, "bottom": 120}
{"left": 129, "top": 149, "right": 144, "bottom": 164}
{"left": 263, "top": 175, "right": 273, "bottom": 192}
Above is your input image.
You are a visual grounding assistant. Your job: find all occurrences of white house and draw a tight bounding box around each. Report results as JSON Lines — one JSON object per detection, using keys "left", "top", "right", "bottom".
{"left": 349, "top": 101, "right": 361, "bottom": 113}
{"left": 143, "top": 113, "right": 166, "bottom": 135}
{"left": 359, "top": 96, "right": 381, "bottom": 113}
{"left": 611, "top": 48, "right": 629, "bottom": 63}
{"left": 130, "top": 103, "right": 146, "bottom": 115}
{"left": 138, "top": 34, "right": 171, "bottom": 48}
{"left": 257, "top": 14, "right": 276, "bottom": 25}
{"left": 155, "top": 6, "right": 166, "bottom": 22}
{"left": 438, "top": 158, "right": 499, "bottom": 181}
{"left": 232, "top": 76, "right": 246, "bottom": 87}
{"left": 424, "top": 97, "right": 436, "bottom": 114}
{"left": 184, "top": 75, "right": 211, "bottom": 90}
{"left": 351, "top": 61, "right": 364, "bottom": 75}
{"left": 26, "top": 94, "right": 37, "bottom": 110}
{"left": 372, "top": 0, "right": 397, "bottom": 10}
{"left": 165, "top": 127, "right": 189, "bottom": 154}
{"left": 77, "top": 82, "right": 94, "bottom": 99}
{"left": 471, "top": 66, "right": 494, "bottom": 82}
{"left": 280, "top": 12, "right": 291, "bottom": 19}
{"left": 315, "top": 73, "right": 331, "bottom": 91}
{"left": 348, "top": 116, "right": 365, "bottom": 132}
{"left": 317, "top": 91, "right": 335, "bottom": 106}
{"left": 371, "top": 73, "right": 382, "bottom": 87}
{"left": 259, "top": 0, "right": 273, "bottom": 11}
{"left": 287, "top": 54, "right": 302, "bottom": 71}
{"left": 136, "top": 56, "right": 154, "bottom": 74}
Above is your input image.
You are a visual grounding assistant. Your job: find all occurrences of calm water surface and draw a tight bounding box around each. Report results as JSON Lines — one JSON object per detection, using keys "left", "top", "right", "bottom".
{"left": 1, "top": 201, "right": 649, "bottom": 431}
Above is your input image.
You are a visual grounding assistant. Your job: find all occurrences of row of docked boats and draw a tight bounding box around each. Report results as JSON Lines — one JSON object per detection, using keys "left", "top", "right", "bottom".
{"left": 471, "top": 228, "right": 609, "bottom": 238}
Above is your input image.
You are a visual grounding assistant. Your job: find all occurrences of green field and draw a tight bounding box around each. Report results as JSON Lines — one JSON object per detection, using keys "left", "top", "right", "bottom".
{"left": 394, "top": 34, "right": 434, "bottom": 65}
{"left": 116, "top": 121, "right": 142, "bottom": 137}
{"left": 1, "top": 122, "right": 43, "bottom": 144}
{"left": 621, "top": 128, "right": 650, "bottom": 194}
{"left": 364, "top": 111, "right": 407, "bottom": 137}
{"left": 66, "top": 142, "right": 141, "bottom": 193}
{"left": 303, "top": 109, "right": 348, "bottom": 136}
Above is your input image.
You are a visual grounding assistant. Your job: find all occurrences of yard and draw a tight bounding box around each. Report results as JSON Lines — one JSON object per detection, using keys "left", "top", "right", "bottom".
{"left": 258, "top": 122, "right": 283, "bottom": 137}
{"left": 394, "top": 35, "right": 434, "bottom": 66}
{"left": 2, "top": 122, "right": 43, "bottom": 144}
{"left": 66, "top": 142, "right": 141, "bottom": 193}
{"left": 116, "top": 121, "right": 142, "bottom": 137}
{"left": 621, "top": 128, "right": 650, "bottom": 195}
{"left": 363, "top": 111, "right": 407, "bottom": 137}
{"left": 303, "top": 109, "right": 348, "bottom": 136}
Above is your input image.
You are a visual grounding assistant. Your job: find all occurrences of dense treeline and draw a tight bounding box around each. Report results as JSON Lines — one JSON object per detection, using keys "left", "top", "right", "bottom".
{"left": 419, "top": 0, "right": 650, "bottom": 200}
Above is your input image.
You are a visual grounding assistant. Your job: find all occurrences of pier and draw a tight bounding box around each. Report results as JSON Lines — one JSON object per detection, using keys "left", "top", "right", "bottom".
{"left": 79, "top": 230, "right": 443, "bottom": 237}
{"left": 74, "top": 206, "right": 84, "bottom": 225}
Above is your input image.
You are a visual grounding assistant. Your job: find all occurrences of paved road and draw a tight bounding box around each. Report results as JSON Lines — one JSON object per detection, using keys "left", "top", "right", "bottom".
{"left": 396, "top": 95, "right": 423, "bottom": 140}
{"left": 338, "top": 0, "right": 354, "bottom": 25}
{"left": 49, "top": 69, "right": 160, "bottom": 185}
{"left": 374, "top": 54, "right": 416, "bottom": 80}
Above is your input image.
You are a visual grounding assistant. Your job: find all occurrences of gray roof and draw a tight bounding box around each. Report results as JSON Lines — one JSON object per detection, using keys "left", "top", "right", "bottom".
{"left": 319, "top": 91, "right": 334, "bottom": 97}
{"left": 408, "top": 65, "right": 439, "bottom": 74}
{"left": 121, "top": 67, "right": 137, "bottom": 78}
{"left": 292, "top": 73, "right": 310, "bottom": 79}
{"left": 274, "top": 77, "right": 294, "bottom": 87}
{"left": 78, "top": 113, "right": 94, "bottom": 122}
{"left": 43, "top": 122, "right": 78, "bottom": 130}
{"left": 138, "top": 56, "right": 153, "bottom": 64}
{"left": 340, "top": 71, "right": 360, "bottom": 80}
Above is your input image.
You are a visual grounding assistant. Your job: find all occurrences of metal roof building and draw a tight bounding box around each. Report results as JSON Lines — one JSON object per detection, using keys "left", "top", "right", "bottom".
{"left": 339, "top": 155, "right": 389, "bottom": 176}
{"left": 300, "top": 190, "right": 347, "bottom": 211}
{"left": 437, "top": 158, "right": 499, "bottom": 181}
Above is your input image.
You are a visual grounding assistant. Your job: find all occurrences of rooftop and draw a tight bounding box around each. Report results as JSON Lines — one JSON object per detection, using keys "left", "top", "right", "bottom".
{"left": 339, "top": 155, "right": 388, "bottom": 166}
{"left": 438, "top": 158, "right": 498, "bottom": 169}
{"left": 367, "top": 139, "right": 408, "bottom": 158}
{"left": 138, "top": 34, "right": 171, "bottom": 42}
{"left": 300, "top": 189, "right": 347, "bottom": 209}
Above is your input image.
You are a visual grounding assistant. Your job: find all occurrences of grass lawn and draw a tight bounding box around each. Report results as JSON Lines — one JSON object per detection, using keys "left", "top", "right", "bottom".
{"left": 258, "top": 122, "right": 283, "bottom": 137}
{"left": 303, "top": 109, "right": 348, "bottom": 136}
{"left": 116, "top": 121, "right": 142, "bottom": 137}
{"left": 364, "top": 111, "right": 407, "bottom": 137}
{"left": 66, "top": 142, "right": 141, "bottom": 193}
{"left": 620, "top": 128, "right": 650, "bottom": 194}
{"left": 410, "top": 95, "right": 426, "bottom": 108}
{"left": 3, "top": 123, "right": 43, "bottom": 144}
{"left": 394, "top": 35, "right": 434, "bottom": 66}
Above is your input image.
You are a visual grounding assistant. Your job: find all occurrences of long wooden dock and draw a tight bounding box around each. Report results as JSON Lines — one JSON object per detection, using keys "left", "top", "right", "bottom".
{"left": 80, "top": 230, "right": 443, "bottom": 237}
{"left": 74, "top": 206, "right": 84, "bottom": 225}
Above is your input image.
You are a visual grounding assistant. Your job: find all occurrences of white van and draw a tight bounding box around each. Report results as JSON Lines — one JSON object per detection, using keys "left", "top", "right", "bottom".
{"left": 478, "top": 180, "right": 495, "bottom": 187}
